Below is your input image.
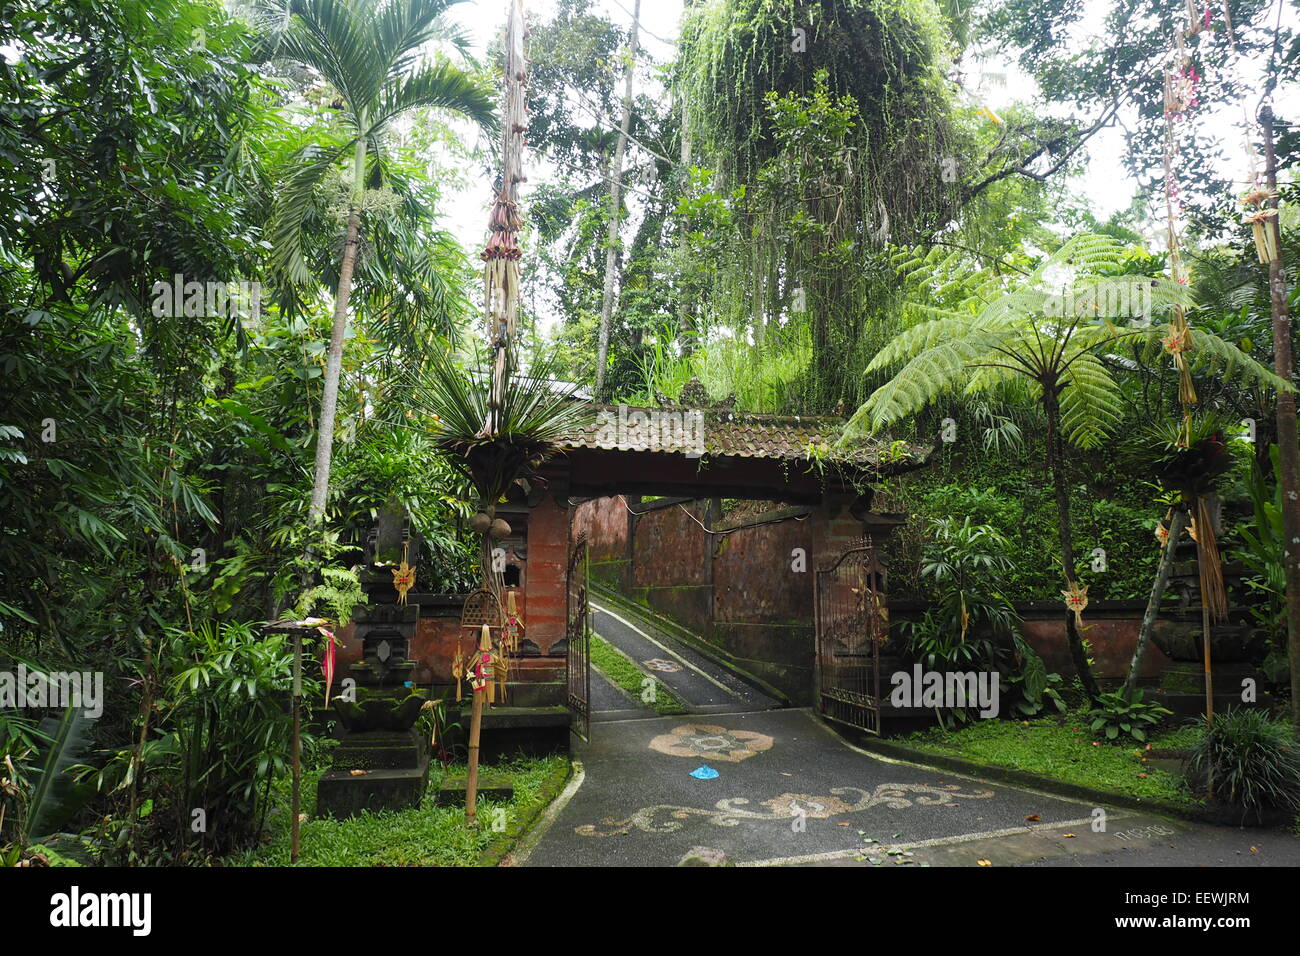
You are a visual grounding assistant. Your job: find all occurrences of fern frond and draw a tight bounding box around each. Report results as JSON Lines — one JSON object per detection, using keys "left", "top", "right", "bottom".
{"left": 1059, "top": 352, "right": 1124, "bottom": 449}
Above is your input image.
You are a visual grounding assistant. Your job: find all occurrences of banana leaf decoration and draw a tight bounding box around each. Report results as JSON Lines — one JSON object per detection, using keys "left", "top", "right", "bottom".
{"left": 504, "top": 588, "right": 523, "bottom": 654}
{"left": 319, "top": 626, "right": 337, "bottom": 706}
{"left": 451, "top": 642, "right": 466, "bottom": 702}
{"left": 1162, "top": 317, "right": 1198, "bottom": 417}
{"left": 1241, "top": 188, "right": 1279, "bottom": 265}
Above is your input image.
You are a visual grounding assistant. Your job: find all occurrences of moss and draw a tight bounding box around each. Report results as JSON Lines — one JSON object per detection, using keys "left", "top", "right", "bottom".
{"left": 902, "top": 714, "right": 1202, "bottom": 809}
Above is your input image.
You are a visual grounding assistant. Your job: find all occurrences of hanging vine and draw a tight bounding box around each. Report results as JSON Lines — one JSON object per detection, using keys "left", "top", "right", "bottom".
{"left": 674, "top": 0, "right": 967, "bottom": 412}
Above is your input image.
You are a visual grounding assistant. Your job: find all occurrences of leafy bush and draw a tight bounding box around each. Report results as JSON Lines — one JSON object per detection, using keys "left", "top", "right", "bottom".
{"left": 1234, "top": 446, "right": 1290, "bottom": 685}
{"left": 902, "top": 517, "right": 1022, "bottom": 726}
{"left": 1184, "top": 710, "right": 1300, "bottom": 822}
{"left": 1005, "top": 634, "right": 1068, "bottom": 717}
{"left": 894, "top": 441, "right": 1164, "bottom": 602}
{"left": 1086, "top": 689, "right": 1171, "bottom": 743}
{"left": 91, "top": 621, "right": 308, "bottom": 862}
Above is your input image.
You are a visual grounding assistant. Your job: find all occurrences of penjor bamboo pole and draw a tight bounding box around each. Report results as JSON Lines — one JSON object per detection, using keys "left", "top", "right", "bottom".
{"left": 465, "top": 622, "right": 490, "bottom": 824}
{"left": 465, "top": 689, "right": 484, "bottom": 824}
{"left": 291, "top": 629, "right": 302, "bottom": 863}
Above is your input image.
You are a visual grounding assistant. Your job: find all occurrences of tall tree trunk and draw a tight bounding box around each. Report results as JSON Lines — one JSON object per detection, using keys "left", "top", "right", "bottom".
{"left": 677, "top": 99, "right": 695, "bottom": 357}
{"left": 1123, "top": 505, "right": 1188, "bottom": 698}
{"left": 1043, "top": 382, "right": 1101, "bottom": 702}
{"left": 1261, "top": 104, "right": 1300, "bottom": 735}
{"left": 594, "top": 0, "right": 640, "bottom": 401}
{"left": 308, "top": 208, "right": 361, "bottom": 526}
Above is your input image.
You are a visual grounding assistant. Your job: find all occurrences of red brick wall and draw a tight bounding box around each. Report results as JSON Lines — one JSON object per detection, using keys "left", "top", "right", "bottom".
{"left": 1018, "top": 614, "right": 1172, "bottom": 680}
{"left": 633, "top": 502, "right": 710, "bottom": 587}
{"left": 712, "top": 516, "right": 813, "bottom": 624}
{"left": 573, "top": 496, "right": 628, "bottom": 562}
{"left": 525, "top": 495, "right": 569, "bottom": 655}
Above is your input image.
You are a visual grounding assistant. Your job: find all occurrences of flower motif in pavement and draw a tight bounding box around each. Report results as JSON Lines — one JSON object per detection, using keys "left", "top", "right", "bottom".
{"left": 648, "top": 723, "right": 774, "bottom": 763}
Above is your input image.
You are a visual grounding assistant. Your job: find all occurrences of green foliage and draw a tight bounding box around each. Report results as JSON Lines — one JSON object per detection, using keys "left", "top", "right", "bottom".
{"left": 851, "top": 234, "right": 1206, "bottom": 448}
{"left": 902, "top": 516, "right": 1022, "bottom": 727}
{"left": 1184, "top": 710, "right": 1300, "bottom": 822}
{"left": 331, "top": 426, "right": 477, "bottom": 593}
{"left": 1234, "top": 445, "right": 1289, "bottom": 682}
{"left": 899, "top": 450, "right": 1161, "bottom": 602}
{"left": 228, "top": 755, "right": 569, "bottom": 866}
{"left": 979, "top": 0, "right": 1298, "bottom": 235}
{"left": 904, "top": 716, "right": 1197, "bottom": 807}
{"left": 1006, "top": 633, "right": 1068, "bottom": 717}
{"left": 261, "top": 0, "right": 495, "bottom": 314}
{"left": 293, "top": 566, "right": 364, "bottom": 626}
{"left": 92, "top": 621, "right": 304, "bottom": 861}
{"left": 1085, "top": 689, "right": 1171, "bottom": 744}
{"left": 401, "top": 346, "right": 592, "bottom": 505}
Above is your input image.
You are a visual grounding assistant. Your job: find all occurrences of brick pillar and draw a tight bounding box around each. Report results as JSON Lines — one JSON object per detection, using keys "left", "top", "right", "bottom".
{"left": 526, "top": 493, "right": 569, "bottom": 655}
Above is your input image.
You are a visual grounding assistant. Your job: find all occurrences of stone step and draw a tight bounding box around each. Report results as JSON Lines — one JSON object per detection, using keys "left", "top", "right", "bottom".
{"left": 434, "top": 772, "right": 515, "bottom": 807}
{"left": 478, "top": 705, "right": 571, "bottom": 729}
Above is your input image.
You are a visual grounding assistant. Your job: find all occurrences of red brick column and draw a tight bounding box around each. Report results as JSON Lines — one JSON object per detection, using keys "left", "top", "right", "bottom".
{"left": 525, "top": 494, "right": 570, "bottom": 655}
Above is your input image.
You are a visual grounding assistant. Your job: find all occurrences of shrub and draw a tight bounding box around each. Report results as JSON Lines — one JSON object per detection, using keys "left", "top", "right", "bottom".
{"left": 1184, "top": 710, "right": 1300, "bottom": 823}
{"left": 1086, "top": 689, "right": 1171, "bottom": 743}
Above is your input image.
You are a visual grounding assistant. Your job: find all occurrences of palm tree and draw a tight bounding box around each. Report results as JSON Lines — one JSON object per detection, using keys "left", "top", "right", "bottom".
{"left": 848, "top": 233, "right": 1288, "bottom": 702}
{"left": 258, "top": 0, "right": 497, "bottom": 527}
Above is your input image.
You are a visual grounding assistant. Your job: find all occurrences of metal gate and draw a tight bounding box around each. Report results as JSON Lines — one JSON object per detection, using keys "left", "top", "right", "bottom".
{"left": 814, "top": 539, "right": 886, "bottom": 735}
{"left": 565, "top": 533, "right": 591, "bottom": 741}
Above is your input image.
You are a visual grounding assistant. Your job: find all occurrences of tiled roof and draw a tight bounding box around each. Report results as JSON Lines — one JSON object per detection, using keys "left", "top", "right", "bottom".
{"left": 558, "top": 404, "right": 929, "bottom": 474}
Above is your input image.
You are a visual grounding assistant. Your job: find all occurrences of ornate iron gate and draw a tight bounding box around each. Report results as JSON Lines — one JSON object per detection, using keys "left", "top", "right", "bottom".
{"left": 566, "top": 533, "right": 591, "bottom": 741}
{"left": 814, "top": 539, "right": 886, "bottom": 735}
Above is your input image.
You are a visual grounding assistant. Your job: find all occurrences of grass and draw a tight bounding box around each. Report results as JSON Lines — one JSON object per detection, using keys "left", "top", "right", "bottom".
{"left": 226, "top": 754, "right": 569, "bottom": 867}
{"left": 901, "top": 713, "right": 1207, "bottom": 809}
{"left": 590, "top": 632, "right": 688, "bottom": 715}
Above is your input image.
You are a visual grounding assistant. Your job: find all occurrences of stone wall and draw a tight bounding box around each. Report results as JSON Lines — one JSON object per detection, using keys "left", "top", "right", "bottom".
{"left": 573, "top": 495, "right": 876, "bottom": 704}
{"left": 573, "top": 496, "right": 1174, "bottom": 703}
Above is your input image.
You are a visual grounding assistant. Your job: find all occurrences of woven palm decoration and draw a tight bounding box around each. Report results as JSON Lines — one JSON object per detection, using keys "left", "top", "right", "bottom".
{"left": 460, "top": 587, "right": 504, "bottom": 631}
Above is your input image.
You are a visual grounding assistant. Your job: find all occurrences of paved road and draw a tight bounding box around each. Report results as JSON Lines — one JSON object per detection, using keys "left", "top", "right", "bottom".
{"left": 515, "top": 601, "right": 1300, "bottom": 868}
{"left": 589, "top": 601, "right": 780, "bottom": 714}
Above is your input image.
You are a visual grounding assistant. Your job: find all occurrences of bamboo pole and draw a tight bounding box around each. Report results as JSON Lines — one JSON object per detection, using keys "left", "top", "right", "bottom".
{"left": 291, "top": 630, "right": 302, "bottom": 863}
{"left": 466, "top": 622, "right": 491, "bottom": 824}
{"left": 465, "top": 684, "right": 484, "bottom": 824}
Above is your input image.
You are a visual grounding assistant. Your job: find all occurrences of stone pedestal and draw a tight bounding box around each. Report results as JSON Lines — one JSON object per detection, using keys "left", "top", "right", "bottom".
{"left": 316, "top": 718, "right": 431, "bottom": 819}
{"left": 1149, "top": 615, "right": 1269, "bottom": 720}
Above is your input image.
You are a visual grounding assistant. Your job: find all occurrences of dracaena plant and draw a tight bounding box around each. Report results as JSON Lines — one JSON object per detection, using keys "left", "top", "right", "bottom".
{"left": 396, "top": 345, "right": 592, "bottom": 589}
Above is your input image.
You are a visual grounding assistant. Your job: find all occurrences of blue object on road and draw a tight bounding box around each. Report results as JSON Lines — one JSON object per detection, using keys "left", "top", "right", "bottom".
{"left": 690, "top": 765, "right": 719, "bottom": 779}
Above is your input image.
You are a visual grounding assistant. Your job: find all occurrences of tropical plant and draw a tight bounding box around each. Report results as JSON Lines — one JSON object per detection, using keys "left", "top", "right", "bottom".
{"left": 903, "top": 517, "right": 1023, "bottom": 726}
{"left": 851, "top": 232, "right": 1289, "bottom": 701}
{"left": 400, "top": 346, "right": 591, "bottom": 596}
{"left": 0, "top": 696, "right": 94, "bottom": 863}
{"left": 1235, "top": 444, "right": 1288, "bottom": 685}
{"left": 1085, "top": 689, "right": 1171, "bottom": 744}
{"left": 91, "top": 621, "right": 304, "bottom": 860}
{"left": 293, "top": 565, "right": 364, "bottom": 625}
{"left": 257, "top": 0, "right": 497, "bottom": 528}
{"left": 1184, "top": 709, "right": 1300, "bottom": 823}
